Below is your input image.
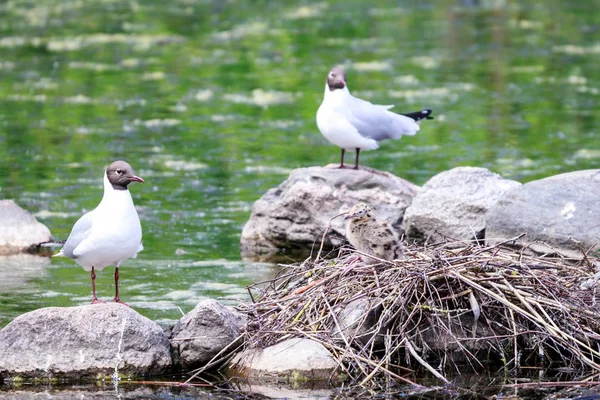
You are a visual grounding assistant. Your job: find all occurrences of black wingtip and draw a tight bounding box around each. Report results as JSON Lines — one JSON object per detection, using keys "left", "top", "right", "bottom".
{"left": 402, "top": 109, "right": 434, "bottom": 121}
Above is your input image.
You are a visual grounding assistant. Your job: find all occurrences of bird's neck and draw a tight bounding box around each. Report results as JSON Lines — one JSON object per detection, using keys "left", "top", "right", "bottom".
{"left": 323, "top": 83, "right": 351, "bottom": 105}
{"left": 101, "top": 172, "right": 133, "bottom": 206}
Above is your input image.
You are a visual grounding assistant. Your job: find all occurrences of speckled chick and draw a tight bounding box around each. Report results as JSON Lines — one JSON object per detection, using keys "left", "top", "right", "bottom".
{"left": 345, "top": 203, "right": 403, "bottom": 264}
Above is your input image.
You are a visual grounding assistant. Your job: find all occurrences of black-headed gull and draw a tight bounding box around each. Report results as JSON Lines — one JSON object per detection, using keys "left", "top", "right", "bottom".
{"left": 55, "top": 160, "right": 144, "bottom": 304}
{"left": 345, "top": 203, "right": 403, "bottom": 264}
{"left": 316, "top": 65, "right": 433, "bottom": 169}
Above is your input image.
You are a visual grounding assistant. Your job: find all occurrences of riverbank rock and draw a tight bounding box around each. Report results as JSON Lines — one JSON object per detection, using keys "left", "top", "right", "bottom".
{"left": 0, "top": 200, "right": 52, "bottom": 255}
{"left": 241, "top": 165, "right": 419, "bottom": 261}
{"left": 403, "top": 167, "right": 521, "bottom": 242}
{"left": 0, "top": 304, "right": 171, "bottom": 380}
{"left": 486, "top": 169, "right": 600, "bottom": 258}
{"left": 231, "top": 338, "right": 338, "bottom": 381}
{"left": 170, "top": 299, "right": 246, "bottom": 370}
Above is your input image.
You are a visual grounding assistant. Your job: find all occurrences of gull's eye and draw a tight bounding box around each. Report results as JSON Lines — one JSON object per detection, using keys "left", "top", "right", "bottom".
{"left": 116, "top": 169, "right": 123, "bottom": 175}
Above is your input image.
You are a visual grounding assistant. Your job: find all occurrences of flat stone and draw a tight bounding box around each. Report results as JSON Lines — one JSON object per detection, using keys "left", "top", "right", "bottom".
{"left": 241, "top": 166, "right": 419, "bottom": 261}
{"left": 403, "top": 167, "right": 521, "bottom": 242}
{"left": 486, "top": 169, "right": 600, "bottom": 258}
{"left": 0, "top": 200, "right": 52, "bottom": 255}
{"left": 231, "top": 338, "right": 338, "bottom": 381}
{"left": 0, "top": 303, "right": 172, "bottom": 380}
{"left": 170, "top": 299, "right": 246, "bottom": 370}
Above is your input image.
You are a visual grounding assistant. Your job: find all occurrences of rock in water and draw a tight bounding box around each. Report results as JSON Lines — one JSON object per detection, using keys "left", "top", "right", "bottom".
{"left": 0, "top": 303, "right": 172, "bottom": 379}
{"left": 403, "top": 167, "right": 521, "bottom": 242}
{"left": 241, "top": 166, "right": 419, "bottom": 261}
{"left": 486, "top": 169, "right": 600, "bottom": 258}
{"left": 230, "top": 338, "right": 338, "bottom": 381}
{"left": 0, "top": 200, "right": 52, "bottom": 255}
{"left": 170, "top": 299, "right": 246, "bottom": 370}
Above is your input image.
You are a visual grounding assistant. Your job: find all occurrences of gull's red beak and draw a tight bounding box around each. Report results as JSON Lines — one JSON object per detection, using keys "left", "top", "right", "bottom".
{"left": 128, "top": 175, "right": 144, "bottom": 184}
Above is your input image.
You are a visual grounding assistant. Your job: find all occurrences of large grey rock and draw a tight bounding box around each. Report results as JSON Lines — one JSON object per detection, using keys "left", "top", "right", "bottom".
{"left": 241, "top": 165, "right": 419, "bottom": 261}
{"left": 403, "top": 167, "right": 521, "bottom": 242}
{"left": 170, "top": 299, "right": 246, "bottom": 370}
{"left": 0, "top": 304, "right": 171, "bottom": 379}
{"left": 231, "top": 338, "right": 338, "bottom": 381}
{"left": 486, "top": 169, "right": 600, "bottom": 258}
{"left": 0, "top": 200, "right": 52, "bottom": 255}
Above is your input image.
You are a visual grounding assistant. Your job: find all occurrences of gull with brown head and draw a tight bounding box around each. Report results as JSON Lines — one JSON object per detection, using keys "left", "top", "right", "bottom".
{"left": 54, "top": 160, "right": 144, "bottom": 305}
{"left": 316, "top": 65, "right": 433, "bottom": 169}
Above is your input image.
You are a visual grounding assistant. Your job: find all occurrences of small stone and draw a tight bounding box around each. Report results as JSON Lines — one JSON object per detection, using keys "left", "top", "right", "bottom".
{"left": 231, "top": 338, "right": 338, "bottom": 381}
{"left": 170, "top": 299, "right": 246, "bottom": 370}
{"left": 333, "top": 298, "right": 384, "bottom": 346}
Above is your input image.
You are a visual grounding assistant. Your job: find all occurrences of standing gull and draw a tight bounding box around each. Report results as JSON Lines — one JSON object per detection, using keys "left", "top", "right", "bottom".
{"left": 345, "top": 203, "right": 403, "bottom": 264}
{"left": 54, "top": 160, "right": 144, "bottom": 304}
{"left": 316, "top": 65, "right": 433, "bottom": 169}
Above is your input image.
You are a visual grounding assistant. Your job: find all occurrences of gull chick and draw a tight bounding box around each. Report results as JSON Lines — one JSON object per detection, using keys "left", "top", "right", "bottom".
{"left": 345, "top": 203, "right": 403, "bottom": 264}
{"left": 54, "top": 160, "right": 144, "bottom": 304}
{"left": 316, "top": 65, "right": 433, "bottom": 169}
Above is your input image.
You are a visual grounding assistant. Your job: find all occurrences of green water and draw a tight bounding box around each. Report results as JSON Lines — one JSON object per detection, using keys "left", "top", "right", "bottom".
{"left": 0, "top": 0, "right": 599, "bottom": 338}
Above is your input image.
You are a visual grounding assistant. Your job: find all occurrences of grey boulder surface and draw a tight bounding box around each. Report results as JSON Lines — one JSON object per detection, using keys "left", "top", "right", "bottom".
{"left": 486, "top": 169, "right": 600, "bottom": 258}
{"left": 0, "top": 303, "right": 172, "bottom": 379}
{"left": 403, "top": 167, "right": 521, "bottom": 242}
{"left": 231, "top": 338, "right": 338, "bottom": 381}
{"left": 241, "top": 165, "right": 419, "bottom": 261}
{"left": 0, "top": 200, "right": 52, "bottom": 255}
{"left": 170, "top": 299, "right": 246, "bottom": 370}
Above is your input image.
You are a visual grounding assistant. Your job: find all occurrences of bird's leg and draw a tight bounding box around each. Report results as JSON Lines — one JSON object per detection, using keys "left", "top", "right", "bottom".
{"left": 91, "top": 267, "right": 104, "bottom": 304}
{"left": 339, "top": 148, "right": 345, "bottom": 168}
{"left": 354, "top": 148, "right": 360, "bottom": 170}
{"left": 113, "top": 267, "right": 129, "bottom": 306}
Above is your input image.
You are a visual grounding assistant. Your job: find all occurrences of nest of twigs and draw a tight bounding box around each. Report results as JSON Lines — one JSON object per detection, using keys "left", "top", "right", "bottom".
{"left": 237, "top": 237, "right": 600, "bottom": 386}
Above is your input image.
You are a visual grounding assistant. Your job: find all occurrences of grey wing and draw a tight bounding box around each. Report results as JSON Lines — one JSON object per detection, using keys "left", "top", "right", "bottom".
{"left": 60, "top": 211, "right": 94, "bottom": 259}
{"left": 346, "top": 96, "right": 419, "bottom": 141}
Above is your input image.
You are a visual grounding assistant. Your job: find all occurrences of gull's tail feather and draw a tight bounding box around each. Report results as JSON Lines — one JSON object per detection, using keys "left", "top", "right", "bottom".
{"left": 53, "top": 249, "right": 65, "bottom": 258}
{"left": 40, "top": 240, "right": 66, "bottom": 248}
{"left": 131, "top": 242, "right": 144, "bottom": 259}
{"left": 401, "top": 109, "right": 434, "bottom": 122}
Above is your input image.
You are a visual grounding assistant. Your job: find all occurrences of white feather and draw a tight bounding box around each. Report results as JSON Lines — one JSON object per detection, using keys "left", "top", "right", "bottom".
{"left": 316, "top": 83, "right": 419, "bottom": 152}
{"left": 58, "top": 171, "right": 143, "bottom": 272}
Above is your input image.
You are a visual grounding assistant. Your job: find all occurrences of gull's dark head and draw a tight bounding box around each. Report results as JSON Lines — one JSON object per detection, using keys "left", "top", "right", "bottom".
{"left": 106, "top": 160, "right": 144, "bottom": 191}
{"left": 326, "top": 65, "right": 347, "bottom": 91}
